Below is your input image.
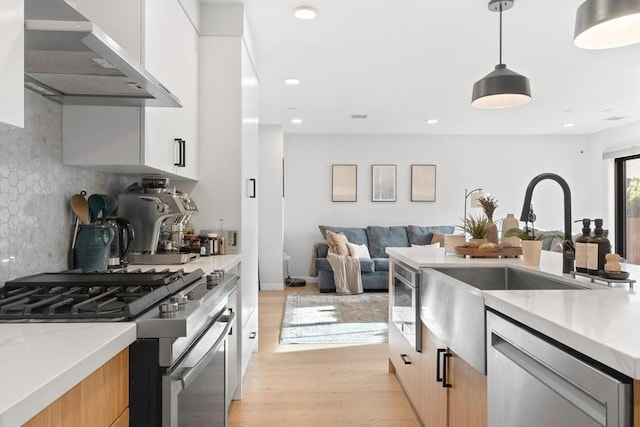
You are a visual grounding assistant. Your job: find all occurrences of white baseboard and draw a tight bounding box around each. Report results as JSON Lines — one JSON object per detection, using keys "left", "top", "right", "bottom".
{"left": 260, "top": 282, "right": 285, "bottom": 291}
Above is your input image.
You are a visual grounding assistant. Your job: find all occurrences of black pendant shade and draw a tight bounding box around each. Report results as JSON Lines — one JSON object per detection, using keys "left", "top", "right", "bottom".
{"left": 574, "top": 0, "right": 640, "bottom": 49}
{"left": 472, "top": 0, "right": 532, "bottom": 109}
{"left": 472, "top": 64, "right": 531, "bottom": 109}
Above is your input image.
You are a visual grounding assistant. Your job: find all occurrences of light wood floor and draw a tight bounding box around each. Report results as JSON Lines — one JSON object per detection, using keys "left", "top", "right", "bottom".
{"left": 228, "top": 283, "right": 421, "bottom": 426}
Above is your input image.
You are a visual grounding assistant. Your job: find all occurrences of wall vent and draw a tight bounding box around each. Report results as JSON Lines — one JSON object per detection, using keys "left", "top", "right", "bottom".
{"left": 351, "top": 114, "right": 368, "bottom": 119}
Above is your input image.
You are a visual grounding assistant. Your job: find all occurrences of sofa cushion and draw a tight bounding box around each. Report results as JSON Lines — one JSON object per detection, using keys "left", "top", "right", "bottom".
{"left": 347, "top": 242, "right": 371, "bottom": 259}
{"left": 407, "top": 225, "right": 455, "bottom": 246}
{"left": 316, "top": 258, "right": 375, "bottom": 273}
{"left": 319, "top": 225, "right": 369, "bottom": 246}
{"left": 367, "top": 226, "right": 409, "bottom": 258}
{"left": 373, "top": 258, "right": 390, "bottom": 271}
{"left": 326, "top": 230, "right": 349, "bottom": 255}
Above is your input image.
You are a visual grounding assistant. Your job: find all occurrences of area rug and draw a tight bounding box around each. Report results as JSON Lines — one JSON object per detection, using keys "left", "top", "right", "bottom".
{"left": 280, "top": 292, "right": 388, "bottom": 344}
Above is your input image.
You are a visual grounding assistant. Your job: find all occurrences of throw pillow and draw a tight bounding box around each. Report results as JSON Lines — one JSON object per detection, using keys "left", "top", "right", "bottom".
{"left": 326, "top": 230, "right": 350, "bottom": 256}
{"left": 347, "top": 242, "right": 371, "bottom": 259}
{"left": 431, "top": 232, "right": 445, "bottom": 247}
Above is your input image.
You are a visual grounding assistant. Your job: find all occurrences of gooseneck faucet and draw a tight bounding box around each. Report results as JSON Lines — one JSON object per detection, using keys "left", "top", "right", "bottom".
{"left": 519, "top": 173, "right": 574, "bottom": 274}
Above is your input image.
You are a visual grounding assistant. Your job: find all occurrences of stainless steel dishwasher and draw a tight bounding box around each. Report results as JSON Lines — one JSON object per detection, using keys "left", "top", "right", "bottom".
{"left": 487, "top": 310, "right": 632, "bottom": 427}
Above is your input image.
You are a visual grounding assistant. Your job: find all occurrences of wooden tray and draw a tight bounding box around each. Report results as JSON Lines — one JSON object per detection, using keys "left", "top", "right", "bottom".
{"left": 454, "top": 246, "right": 522, "bottom": 258}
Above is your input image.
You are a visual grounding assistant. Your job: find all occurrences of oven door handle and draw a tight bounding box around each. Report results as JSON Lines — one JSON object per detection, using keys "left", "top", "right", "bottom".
{"left": 174, "top": 312, "right": 234, "bottom": 389}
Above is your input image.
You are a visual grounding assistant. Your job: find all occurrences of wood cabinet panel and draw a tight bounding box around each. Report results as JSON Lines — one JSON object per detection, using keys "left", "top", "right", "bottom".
{"left": 634, "top": 380, "right": 640, "bottom": 427}
{"left": 24, "top": 349, "right": 129, "bottom": 427}
{"left": 389, "top": 322, "right": 423, "bottom": 420}
{"left": 110, "top": 408, "right": 129, "bottom": 427}
{"left": 447, "top": 349, "right": 487, "bottom": 427}
{"left": 421, "top": 326, "right": 447, "bottom": 427}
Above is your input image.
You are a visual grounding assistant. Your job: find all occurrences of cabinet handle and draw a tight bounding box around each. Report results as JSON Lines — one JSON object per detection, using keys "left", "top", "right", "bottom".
{"left": 400, "top": 353, "right": 411, "bottom": 365}
{"left": 174, "top": 138, "right": 186, "bottom": 167}
{"left": 436, "top": 348, "right": 446, "bottom": 382}
{"left": 249, "top": 331, "right": 257, "bottom": 339}
{"left": 249, "top": 178, "right": 256, "bottom": 198}
{"left": 180, "top": 139, "right": 186, "bottom": 167}
{"left": 442, "top": 352, "right": 452, "bottom": 388}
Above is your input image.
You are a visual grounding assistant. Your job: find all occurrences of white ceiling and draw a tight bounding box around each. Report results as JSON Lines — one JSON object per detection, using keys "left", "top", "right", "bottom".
{"left": 209, "top": 0, "right": 640, "bottom": 135}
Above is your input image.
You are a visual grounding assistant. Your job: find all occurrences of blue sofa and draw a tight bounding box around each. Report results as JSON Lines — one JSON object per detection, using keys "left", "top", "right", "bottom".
{"left": 313, "top": 224, "right": 455, "bottom": 293}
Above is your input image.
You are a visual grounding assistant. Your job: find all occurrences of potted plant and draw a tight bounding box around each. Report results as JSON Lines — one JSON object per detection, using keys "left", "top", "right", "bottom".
{"left": 458, "top": 214, "right": 494, "bottom": 245}
{"left": 477, "top": 195, "right": 499, "bottom": 243}
{"left": 505, "top": 228, "right": 562, "bottom": 266}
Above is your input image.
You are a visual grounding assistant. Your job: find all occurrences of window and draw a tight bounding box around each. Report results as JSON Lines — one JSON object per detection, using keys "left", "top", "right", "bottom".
{"left": 615, "top": 155, "right": 640, "bottom": 264}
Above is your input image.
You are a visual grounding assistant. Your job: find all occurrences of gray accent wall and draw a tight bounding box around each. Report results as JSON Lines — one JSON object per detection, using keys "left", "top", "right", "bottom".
{"left": 0, "top": 90, "right": 129, "bottom": 285}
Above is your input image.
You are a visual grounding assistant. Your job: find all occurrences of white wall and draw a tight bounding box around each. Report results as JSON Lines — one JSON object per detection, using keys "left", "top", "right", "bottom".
{"left": 283, "top": 133, "right": 592, "bottom": 279}
{"left": 258, "top": 125, "right": 284, "bottom": 289}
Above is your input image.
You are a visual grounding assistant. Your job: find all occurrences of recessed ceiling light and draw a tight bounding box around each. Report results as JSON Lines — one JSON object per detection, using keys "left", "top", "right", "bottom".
{"left": 294, "top": 6, "right": 316, "bottom": 20}
{"left": 284, "top": 78, "right": 300, "bottom": 85}
{"left": 563, "top": 123, "right": 575, "bottom": 128}
{"left": 426, "top": 119, "right": 439, "bottom": 125}
{"left": 291, "top": 118, "right": 302, "bottom": 124}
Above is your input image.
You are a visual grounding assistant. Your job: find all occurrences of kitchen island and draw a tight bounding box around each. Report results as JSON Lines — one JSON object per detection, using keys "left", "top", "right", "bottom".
{"left": 386, "top": 247, "right": 640, "bottom": 379}
{"left": 387, "top": 246, "right": 640, "bottom": 426}
{"left": 0, "top": 254, "right": 242, "bottom": 427}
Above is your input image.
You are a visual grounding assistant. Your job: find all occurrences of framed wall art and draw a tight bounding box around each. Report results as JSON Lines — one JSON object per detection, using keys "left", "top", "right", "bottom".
{"left": 332, "top": 164, "right": 357, "bottom": 202}
{"left": 411, "top": 164, "right": 436, "bottom": 202}
{"left": 371, "top": 164, "right": 396, "bottom": 202}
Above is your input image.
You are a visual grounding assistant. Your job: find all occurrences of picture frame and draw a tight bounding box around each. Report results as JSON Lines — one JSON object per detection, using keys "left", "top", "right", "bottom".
{"left": 371, "top": 164, "right": 396, "bottom": 202}
{"left": 332, "top": 164, "right": 357, "bottom": 202}
{"left": 411, "top": 164, "right": 436, "bottom": 202}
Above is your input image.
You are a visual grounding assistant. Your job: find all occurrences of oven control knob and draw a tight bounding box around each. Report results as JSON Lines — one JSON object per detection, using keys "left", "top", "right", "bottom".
{"left": 170, "top": 295, "right": 188, "bottom": 309}
{"left": 159, "top": 302, "right": 179, "bottom": 316}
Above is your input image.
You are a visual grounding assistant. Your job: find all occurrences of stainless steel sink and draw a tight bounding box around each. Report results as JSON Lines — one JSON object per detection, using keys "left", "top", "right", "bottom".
{"left": 433, "top": 266, "right": 591, "bottom": 291}
{"left": 420, "top": 266, "right": 600, "bottom": 375}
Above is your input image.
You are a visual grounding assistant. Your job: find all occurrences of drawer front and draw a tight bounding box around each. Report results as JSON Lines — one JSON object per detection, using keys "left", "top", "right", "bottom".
{"left": 389, "top": 322, "right": 423, "bottom": 418}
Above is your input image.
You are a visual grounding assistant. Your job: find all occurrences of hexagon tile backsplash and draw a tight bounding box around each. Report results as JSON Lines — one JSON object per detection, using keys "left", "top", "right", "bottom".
{"left": 0, "top": 90, "right": 129, "bottom": 285}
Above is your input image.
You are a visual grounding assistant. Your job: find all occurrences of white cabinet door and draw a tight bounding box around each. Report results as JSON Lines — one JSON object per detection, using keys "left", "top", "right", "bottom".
{"left": 173, "top": 4, "right": 199, "bottom": 180}
{"left": 239, "top": 42, "right": 259, "bottom": 332}
{"left": 0, "top": 0, "right": 23, "bottom": 128}
{"left": 143, "top": 0, "right": 179, "bottom": 174}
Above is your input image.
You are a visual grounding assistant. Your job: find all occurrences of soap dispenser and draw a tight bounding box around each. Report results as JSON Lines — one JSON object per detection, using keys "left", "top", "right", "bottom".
{"left": 586, "top": 218, "right": 611, "bottom": 276}
{"left": 574, "top": 218, "right": 591, "bottom": 274}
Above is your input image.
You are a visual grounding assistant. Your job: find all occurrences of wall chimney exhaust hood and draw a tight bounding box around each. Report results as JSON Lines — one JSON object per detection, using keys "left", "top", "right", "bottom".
{"left": 24, "top": 0, "right": 182, "bottom": 107}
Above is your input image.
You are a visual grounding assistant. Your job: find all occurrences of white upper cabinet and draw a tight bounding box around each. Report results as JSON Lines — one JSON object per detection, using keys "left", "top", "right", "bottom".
{"left": 0, "top": 0, "right": 24, "bottom": 128}
{"left": 62, "top": 0, "right": 198, "bottom": 181}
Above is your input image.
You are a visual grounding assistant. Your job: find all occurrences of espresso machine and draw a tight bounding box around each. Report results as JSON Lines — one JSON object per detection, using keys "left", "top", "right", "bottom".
{"left": 118, "top": 191, "right": 199, "bottom": 264}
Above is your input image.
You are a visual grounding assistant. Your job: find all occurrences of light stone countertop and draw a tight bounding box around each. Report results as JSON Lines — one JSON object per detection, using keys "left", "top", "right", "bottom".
{"left": 0, "top": 254, "right": 241, "bottom": 426}
{"left": 0, "top": 323, "right": 136, "bottom": 427}
{"left": 131, "top": 253, "right": 241, "bottom": 274}
{"left": 386, "top": 247, "right": 640, "bottom": 379}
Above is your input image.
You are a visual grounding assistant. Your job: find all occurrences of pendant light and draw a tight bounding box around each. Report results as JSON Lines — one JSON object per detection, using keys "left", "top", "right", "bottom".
{"left": 472, "top": 0, "right": 531, "bottom": 109}
{"left": 574, "top": 0, "right": 640, "bottom": 49}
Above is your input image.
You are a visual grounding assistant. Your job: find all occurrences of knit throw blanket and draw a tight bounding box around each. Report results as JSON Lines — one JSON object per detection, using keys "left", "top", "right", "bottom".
{"left": 326, "top": 252, "right": 363, "bottom": 294}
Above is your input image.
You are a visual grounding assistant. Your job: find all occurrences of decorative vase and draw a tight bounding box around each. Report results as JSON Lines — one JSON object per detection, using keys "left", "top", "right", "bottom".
{"left": 486, "top": 219, "right": 499, "bottom": 244}
{"left": 521, "top": 240, "right": 543, "bottom": 266}
{"left": 501, "top": 213, "right": 521, "bottom": 247}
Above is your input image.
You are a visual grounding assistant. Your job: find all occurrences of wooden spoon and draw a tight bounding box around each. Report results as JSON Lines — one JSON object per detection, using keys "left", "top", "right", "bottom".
{"left": 70, "top": 193, "right": 90, "bottom": 225}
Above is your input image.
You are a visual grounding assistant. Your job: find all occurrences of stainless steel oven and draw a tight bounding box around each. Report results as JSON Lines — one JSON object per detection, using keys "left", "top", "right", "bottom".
{"left": 162, "top": 308, "right": 234, "bottom": 426}
{"left": 391, "top": 261, "right": 421, "bottom": 352}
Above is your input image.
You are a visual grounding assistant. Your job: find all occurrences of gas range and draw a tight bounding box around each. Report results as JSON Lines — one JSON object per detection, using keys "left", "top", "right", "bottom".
{"left": 0, "top": 268, "right": 206, "bottom": 322}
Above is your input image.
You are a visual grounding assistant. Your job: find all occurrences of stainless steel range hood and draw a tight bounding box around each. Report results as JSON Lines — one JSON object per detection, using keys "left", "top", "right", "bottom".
{"left": 24, "top": 0, "right": 182, "bottom": 107}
